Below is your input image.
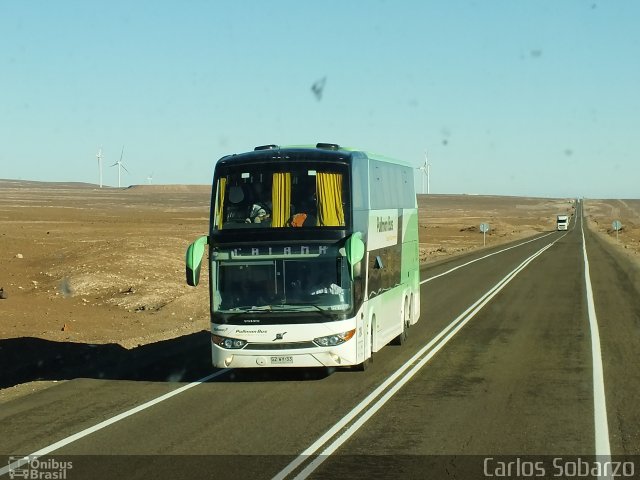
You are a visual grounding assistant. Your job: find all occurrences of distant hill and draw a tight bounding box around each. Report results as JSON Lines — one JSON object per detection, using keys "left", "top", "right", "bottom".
{"left": 0, "top": 179, "right": 99, "bottom": 189}
{"left": 0, "top": 179, "right": 211, "bottom": 193}
{"left": 126, "top": 184, "right": 211, "bottom": 193}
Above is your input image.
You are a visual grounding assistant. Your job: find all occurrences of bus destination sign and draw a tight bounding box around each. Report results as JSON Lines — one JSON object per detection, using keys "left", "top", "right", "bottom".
{"left": 230, "top": 245, "right": 331, "bottom": 257}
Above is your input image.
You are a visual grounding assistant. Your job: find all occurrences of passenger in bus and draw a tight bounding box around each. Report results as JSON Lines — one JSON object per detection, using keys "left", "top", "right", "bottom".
{"left": 245, "top": 203, "right": 271, "bottom": 224}
{"left": 288, "top": 188, "right": 317, "bottom": 227}
{"left": 245, "top": 182, "right": 272, "bottom": 224}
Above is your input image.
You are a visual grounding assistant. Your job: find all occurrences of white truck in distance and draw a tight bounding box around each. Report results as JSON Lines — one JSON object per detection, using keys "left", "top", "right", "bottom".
{"left": 556, "top": 214, "right": 569, "bottom": 231}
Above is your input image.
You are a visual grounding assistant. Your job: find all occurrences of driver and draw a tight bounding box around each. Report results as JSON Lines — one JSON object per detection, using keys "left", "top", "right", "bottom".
{"left": 309, "top": 269, "right": 344, "bottom": 299}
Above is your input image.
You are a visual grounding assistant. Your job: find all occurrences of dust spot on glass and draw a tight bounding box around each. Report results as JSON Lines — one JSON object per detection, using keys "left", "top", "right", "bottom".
{"left": 311, "top": 76, "right": 327, "bottom": 101}
{"left": 441, "top": 127, "right": 451, "bottom": 146}
{"left": 59, "top": 277, "right": 73, "bottom": 297}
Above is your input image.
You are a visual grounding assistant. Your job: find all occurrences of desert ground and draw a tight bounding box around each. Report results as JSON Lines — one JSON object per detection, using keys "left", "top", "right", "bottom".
{"left": 582, "top": 198, "right": 640, "bottom": 261}
{"left": 1, "top": 180, "right": 638, "bottom": 399}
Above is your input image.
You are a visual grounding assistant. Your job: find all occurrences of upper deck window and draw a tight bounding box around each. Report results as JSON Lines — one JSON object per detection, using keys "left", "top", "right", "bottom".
{"left": 213, "top": 163, "right": 349, "bottom": 230}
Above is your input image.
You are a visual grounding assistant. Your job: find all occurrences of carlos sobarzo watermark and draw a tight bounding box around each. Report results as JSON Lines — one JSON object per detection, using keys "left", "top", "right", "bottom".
{"left": 483, "top": 456, "right": 635, "bottom": 478}
{"left": 7, "top": 456, "right": 72, "bottom": 479}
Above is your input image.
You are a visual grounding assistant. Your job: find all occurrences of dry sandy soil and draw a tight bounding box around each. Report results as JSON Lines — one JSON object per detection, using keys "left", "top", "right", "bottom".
{"left": 1, "top": 180, "right": 637, "bottom": 399}
{"left": 0, "top": 180, "right": 212, "bottom": 351}
{"left": 583, "top": 198, "right": 640, "bottom": 261}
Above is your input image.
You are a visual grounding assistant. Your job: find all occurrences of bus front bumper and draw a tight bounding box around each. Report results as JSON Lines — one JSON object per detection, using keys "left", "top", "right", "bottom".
{"left": 211, "top": 344, "right": 358, "bottom": 368}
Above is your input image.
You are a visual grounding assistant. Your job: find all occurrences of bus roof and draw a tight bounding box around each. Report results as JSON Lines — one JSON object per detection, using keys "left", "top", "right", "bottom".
{"left": 217, "top": 143, "right": 413, "bottom": 169}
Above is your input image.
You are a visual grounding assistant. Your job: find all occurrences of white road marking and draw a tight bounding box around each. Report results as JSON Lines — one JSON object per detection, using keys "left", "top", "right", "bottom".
{"left": 0, "top": 369, "right": 229, "bottom": 477}
{"left": 580, "top": 210, "right": 612, "bottom": 479}
{"left": 274, "top": 239, "right": 560, "bottom": 480}
{"left": 421, "top": 231, "right": 556, "bottom": 284}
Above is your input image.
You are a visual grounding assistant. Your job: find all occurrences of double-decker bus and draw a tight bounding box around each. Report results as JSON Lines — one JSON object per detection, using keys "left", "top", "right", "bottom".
{"left": 185, "top": 143, "right": 420, "bottom": 370}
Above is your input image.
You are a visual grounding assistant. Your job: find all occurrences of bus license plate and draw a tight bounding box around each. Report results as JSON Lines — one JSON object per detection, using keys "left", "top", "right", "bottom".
{"left": 270, "top": 355, "right": 293, "bottom": 365}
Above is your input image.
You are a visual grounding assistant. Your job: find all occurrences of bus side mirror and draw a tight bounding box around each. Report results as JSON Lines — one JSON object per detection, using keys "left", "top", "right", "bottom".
{"left": 186, "top": 235, "right": 208, "bottom": 286}
{"left": 345, "top": 232, "right": 365, "bottom": 279}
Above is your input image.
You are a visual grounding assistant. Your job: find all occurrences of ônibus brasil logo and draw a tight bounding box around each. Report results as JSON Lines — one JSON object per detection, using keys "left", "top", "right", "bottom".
{"left": 7, "top": 456, "right": 72, "bottom": 479}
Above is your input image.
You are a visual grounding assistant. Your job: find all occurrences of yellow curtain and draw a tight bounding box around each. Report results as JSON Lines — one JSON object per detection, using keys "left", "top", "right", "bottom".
{"left": 316, "top": 172, "right": 345, "bottom": 226}
{"left": 216, "top": 177, "right": 227, "bottom": 229}
{"left": 271, "top": 173, "right": 291, "bottom": 227}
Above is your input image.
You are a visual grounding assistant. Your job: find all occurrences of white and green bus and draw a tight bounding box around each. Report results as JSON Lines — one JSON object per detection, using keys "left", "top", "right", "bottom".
{"left": 186, "top": 143, "right": 420, "bottom": 370}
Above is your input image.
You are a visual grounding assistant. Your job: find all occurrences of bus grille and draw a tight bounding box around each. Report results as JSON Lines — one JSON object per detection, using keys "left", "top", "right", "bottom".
{"left": 246, "top": 341, "right": 316, "bottom": 350}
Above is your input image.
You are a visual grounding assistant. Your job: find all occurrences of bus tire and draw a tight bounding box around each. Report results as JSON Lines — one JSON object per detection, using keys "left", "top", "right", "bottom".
{"left": 392, "top": 296, "right": 410, "bottom": 346}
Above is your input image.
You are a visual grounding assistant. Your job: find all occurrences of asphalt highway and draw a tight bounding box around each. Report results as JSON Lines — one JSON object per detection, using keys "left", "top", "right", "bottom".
{"left": 2, "top": 202, "right": 639, "bottom": 480}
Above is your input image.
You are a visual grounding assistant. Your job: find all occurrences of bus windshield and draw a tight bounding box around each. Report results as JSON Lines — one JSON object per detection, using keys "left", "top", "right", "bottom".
{"left": 213, "top": 163, "right": 349, "bottom": 229}
{"left": 214, "top": 257, "right": 352, "bottom": 313}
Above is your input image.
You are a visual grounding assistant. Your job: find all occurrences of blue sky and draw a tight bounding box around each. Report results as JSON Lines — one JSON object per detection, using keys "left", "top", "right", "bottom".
{"left": 2, "top": 0, "right": 639, "bottom": 198}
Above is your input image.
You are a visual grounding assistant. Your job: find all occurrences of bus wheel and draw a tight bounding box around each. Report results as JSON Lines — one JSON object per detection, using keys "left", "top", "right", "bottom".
{"left": 392, "top": 296, "right": 410, "bottom": 346}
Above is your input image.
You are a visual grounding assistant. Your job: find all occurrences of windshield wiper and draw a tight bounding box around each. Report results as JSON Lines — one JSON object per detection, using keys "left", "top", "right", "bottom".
{"left": 222, "top": 303, "right": 333, "bottom": 320}
{"left": 224, "top": 305, "right": 273, "bottom": 313}
{"left": 277, "top": 303, "right": 334, "bottom": 319}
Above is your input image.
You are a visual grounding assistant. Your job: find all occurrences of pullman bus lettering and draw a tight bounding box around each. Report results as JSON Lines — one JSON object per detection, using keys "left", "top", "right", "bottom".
{"left": 377, "top": 216, "right": 394, "bottom": 232}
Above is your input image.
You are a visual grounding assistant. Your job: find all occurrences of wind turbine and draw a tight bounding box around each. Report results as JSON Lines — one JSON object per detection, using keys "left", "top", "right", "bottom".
{"left": 416, "top": 151, "right": 431, "bottom": 194}
{"left": 110, "top": 145, "right": 129, "bottom": 188}
{"left": 147, "top": 173, "right": 153, "bottom": 184}
{"left": 96, "top": 146, "right": 104, "bottom": 188}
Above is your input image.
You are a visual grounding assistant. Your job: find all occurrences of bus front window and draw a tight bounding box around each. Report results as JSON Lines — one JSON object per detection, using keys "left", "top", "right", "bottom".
{"left": 216, "top": 261, "right": 277, "bottom": 310}
{"left": 215, "top": 258, "right": 352, "bottom": 312}
{"left": 213, "top": 164, "right": 348, "bottom": 230}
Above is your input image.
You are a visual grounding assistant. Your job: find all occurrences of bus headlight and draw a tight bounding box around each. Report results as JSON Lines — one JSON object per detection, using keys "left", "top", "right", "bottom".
{"left": 313, "top": 329, "right": 356, "bottom": 347}
{"left": 212, "top": 334, "right": 247, "bottom": 349}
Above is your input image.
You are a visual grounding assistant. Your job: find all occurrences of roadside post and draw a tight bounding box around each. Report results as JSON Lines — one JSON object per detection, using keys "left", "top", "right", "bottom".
{"left": 612, "top": 220, "right": 622, "bottom": 242}
{"left": 480, "top": 223, "right": 490, "bottom": 247}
